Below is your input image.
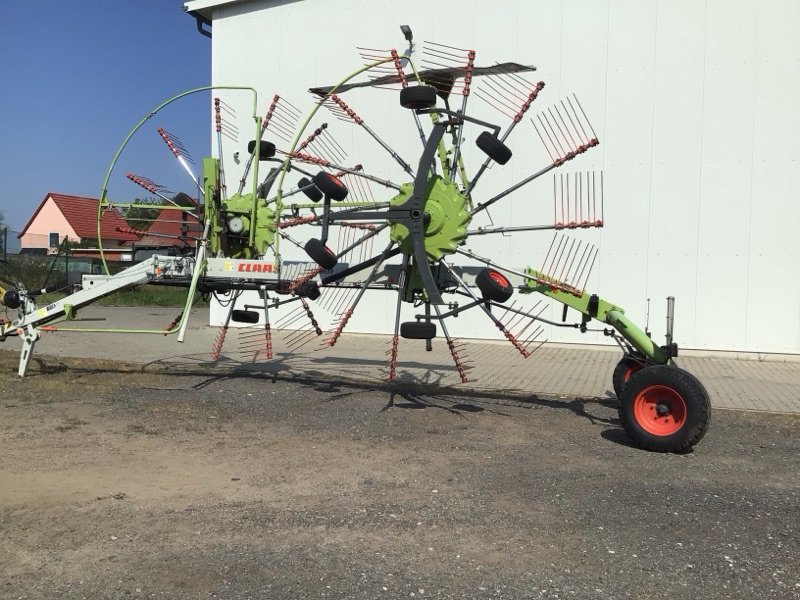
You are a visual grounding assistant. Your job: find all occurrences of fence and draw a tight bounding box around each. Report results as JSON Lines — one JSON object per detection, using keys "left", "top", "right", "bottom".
{"left": 1, "top": 228, "right": 132, "bottom": 290}
{"left": 0, "top": 228, "right": 23, "bottom": 259}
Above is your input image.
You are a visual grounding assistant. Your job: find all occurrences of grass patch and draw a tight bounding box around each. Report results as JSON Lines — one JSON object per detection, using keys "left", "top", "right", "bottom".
{"left": 96, "top": 285, "right": 204, "bottom": 307}
{"left": 4, "top": 255, "right": 204, "bottom": 307}
{"left": 36, "top": 284, "right": 206, "bottom": 307}
{"left": 55, "top": 417, "right": 89, "bottom": 432}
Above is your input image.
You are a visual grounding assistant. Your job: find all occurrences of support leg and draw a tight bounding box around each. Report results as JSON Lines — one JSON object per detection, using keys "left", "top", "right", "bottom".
{"left": 18, "top": 327, "right": 40, "bottom": 377}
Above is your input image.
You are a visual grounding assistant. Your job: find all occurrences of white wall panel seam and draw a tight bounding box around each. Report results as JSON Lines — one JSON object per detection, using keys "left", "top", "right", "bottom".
{"left": 645, "top": 2, "right": 660, "bottom": 298}
{"left": 743, "top": 4, "right": 761, "bottom": 349}
{"left": 691, "top": 0, "right": 710, "bottom": 345}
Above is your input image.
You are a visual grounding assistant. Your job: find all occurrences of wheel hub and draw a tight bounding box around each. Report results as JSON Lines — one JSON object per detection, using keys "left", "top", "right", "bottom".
{"left": 214, "top": 192, "right": 277, "bottom": 258}
{"left": 388, "top": 176, "right": 471, "bottom": 260}
{"left": 632, "top": 384, "right": 688, "bottom": 436}
{"left": 655, "top": 403, "right": 671, "bottom": 416}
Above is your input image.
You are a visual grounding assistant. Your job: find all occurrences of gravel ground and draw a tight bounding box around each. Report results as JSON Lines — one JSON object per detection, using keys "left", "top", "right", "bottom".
{"left": 1, "top": 352, "right": 798, "bottom": 599}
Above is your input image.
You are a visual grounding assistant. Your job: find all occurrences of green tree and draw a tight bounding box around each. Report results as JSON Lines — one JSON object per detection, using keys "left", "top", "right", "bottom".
{"left": 0, "top": 209, "right": 6, "bottom": 256}
{"left": 123, "top": 197, "right": 164, "bottom": 231}
{"left": 122, "top": 193, "right": 197, "bottom": 231}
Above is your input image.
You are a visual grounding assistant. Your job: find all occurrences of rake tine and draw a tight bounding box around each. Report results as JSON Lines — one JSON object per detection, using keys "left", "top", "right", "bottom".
{"left": 475, "top": 86, "right": 518, "bottom": 118}
{"left": 330, "top": 287, "right": 357, "bottom": 319}
{"left": 449, "top": 48, "right": 475, "bottom": 180}
{"left": 537, "top": 113, "right": 564, "bottom": 159}
{"left": 600, "top": 171, "right": 605, "bottom": 224}
{"left": 431, "top": 295, "right": 471, "bottom": 384}
{"left": 555, "top": 236, "right": 576, "bottom": 284}
{"left": 318, "top": 132, "right": 347, "bottom": 162}
{"left": 287, "top": 152, "right": 403, "bottom": 191}
{"left": 296, "top": 123, "right": 329, "bottom": 154}
{"left": 214, "top": 98, "right": 229, "bottom": 197}
{"left": 553, "top": 104, "right": 579, "bottom": 151}
{"left": 291, "top": 331, "right": 322, "bottom": 352}
{"left": 543, "top": 109, "right": 568, "bottom": 157}
{"left": 276, "top": 310, "right": 307, "bottom": 331}
{"left": 441, "top": 260, "right": 532, "bottom": 358}
{"left": 158, "top": 128, "right": 202, "bottom": 198}
{"left": 386, "top": 254, "right": 410, "bottom": 381}
{"left": 571, "top": 243, "right": 593, "bottom": 291}
{"left": 571, "top": 94, "right": 597, "bottom": 141}
{"left": 317, "top": 283, "right": 341, "bottom": 313}
{"left": 560, "top": 99, "right": 584, "bottom": 145}
{"left": 334, "top": 223, "right": 389, "bottom": 260}
{"left": 579, "top": 246, "right": 599, "bottom": 292}
{"left": 532, "top": 120, "right": 557, "bottom": 164}
{"left": 539, "top": 233, "right": 559, "bottom": 277}
{"left": 326, "top": 242, "right": 396, "bottom": 347}
{"left": 564, "top": 239, "right": 583, "bottom": 287}
{"left": 542, "top": 234, "right": 566, "bottom": 281}
{"left": 488, "top": 73, "right": 531, "bottom": 104}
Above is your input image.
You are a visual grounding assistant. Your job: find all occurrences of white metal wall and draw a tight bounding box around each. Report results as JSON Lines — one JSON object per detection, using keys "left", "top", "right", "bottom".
{"left": 201, "top": 0, "right": 800, "bottom": 354}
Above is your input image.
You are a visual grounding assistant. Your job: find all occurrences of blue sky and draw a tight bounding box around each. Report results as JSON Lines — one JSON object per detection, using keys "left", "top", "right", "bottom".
{"left": 0, "top": 1, "right": 211, "bottom": 230}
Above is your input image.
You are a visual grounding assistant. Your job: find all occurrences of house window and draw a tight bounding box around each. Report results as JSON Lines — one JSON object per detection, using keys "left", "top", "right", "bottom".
{"left": 49, "top": 232, "right": 60, "bottom": 248}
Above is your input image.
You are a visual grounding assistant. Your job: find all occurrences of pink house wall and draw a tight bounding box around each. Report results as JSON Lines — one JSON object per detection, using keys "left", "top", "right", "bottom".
{"left": 19, "top": 197, "right": 79, "bottom": 249}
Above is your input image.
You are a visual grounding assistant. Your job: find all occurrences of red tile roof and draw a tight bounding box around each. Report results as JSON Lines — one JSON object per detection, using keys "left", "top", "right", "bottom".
{"left": 137, "top": 208, "right": 202, "bottom": 247}
{"left": 19, "top": 193, "right": 140, "bottom": 243}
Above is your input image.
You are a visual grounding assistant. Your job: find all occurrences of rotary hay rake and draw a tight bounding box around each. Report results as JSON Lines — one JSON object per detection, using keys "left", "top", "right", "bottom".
{"left": 0, "top": 27, "right": 710, "bottom": 453}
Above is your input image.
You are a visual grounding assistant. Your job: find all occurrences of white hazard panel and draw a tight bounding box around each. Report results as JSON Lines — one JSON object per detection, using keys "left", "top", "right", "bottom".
{"left": 206, "top": 258, "right": 281, "bottom": 281}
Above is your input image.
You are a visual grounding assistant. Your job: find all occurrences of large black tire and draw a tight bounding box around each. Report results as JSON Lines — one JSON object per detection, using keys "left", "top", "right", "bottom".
{"left": 475, "top": 268, "right": 514, "bottom": 303}
{"left": 304, "top": 238, "right": 337, "bottom": 270}
{"left": 313, "top": 171, "right": 348, "bottom": 201}
{"left": 476, "top": 131, "right": 512, "bottom": 165}
{"left": 400, "top": 321, "right": 437, "bottom": 340}
{"left": 618, "top": 365, "right": 711, "bottom": 453}
{"left": 400, "top": 85, "right": 437, "bottom": 110}
{"left": 612, "top": 355, "right": 649, "bottom": 398}
{"left": 298, "top": 177, "right": 323, "bottom": 202}
{"left": 247, "top": 139, "right": 276, "bottom": 159}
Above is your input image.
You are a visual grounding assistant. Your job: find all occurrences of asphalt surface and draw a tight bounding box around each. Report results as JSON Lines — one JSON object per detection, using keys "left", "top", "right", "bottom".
{"left": 4, "top": 306, "right": 800, "bottom": 415}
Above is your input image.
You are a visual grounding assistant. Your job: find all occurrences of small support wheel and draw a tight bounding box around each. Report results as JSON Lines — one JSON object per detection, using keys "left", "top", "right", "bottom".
{"left": 618, "top": 365, "right": 711, "bottom": 453}
{"left": 304, "top": 238, "right": 337, "bottom": 270}
{"left": 298, "top": 177, "right": 323, "bottom": 202}
{"left": 231, "top": 309, "right": 260, "bottom": 324}
{"left": 247, "top": 139, "right": 276, "bottom": 159}
{"left": 612, "top": 355, "right": 648, "bottom": 398}
{"left": 476, "top": 268, "right": 514, "bottom": 303}
{"left": 400, "top": 85, "right": 437, "bottom": 110}
{"left": 313, "top": 171, "right": 348, "bottom": 201}
{"left": 400, "top": 321, "right": 437, "bottom": 340}
{"left": 476, "top": 131, "right": 512, "bottom": 165}
{"left": 295, "top": 280, "right": 321, "bottom": 301}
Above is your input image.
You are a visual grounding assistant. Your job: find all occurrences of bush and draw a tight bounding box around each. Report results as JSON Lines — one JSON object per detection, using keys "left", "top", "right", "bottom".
{"left": 2, "top": 255, "right": 205, "bottom": 307}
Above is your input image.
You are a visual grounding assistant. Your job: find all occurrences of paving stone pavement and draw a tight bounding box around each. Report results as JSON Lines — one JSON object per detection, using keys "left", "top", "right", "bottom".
{"left": 5, "top": 306, "right": 799, "bottom": 414}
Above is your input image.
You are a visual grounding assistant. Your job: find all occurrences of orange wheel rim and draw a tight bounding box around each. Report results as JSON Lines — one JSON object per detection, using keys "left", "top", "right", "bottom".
{"left": 488, "top": 271, "right": 509, "bottom": 288}
{"left": 623, "top": 363, "right": 641, "bottom": 384}
{"left": 622, "top": 366, "right": 634, "bottom": 383}
{"left": 632, "top": 385, "right": 687, "bottom": 436}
